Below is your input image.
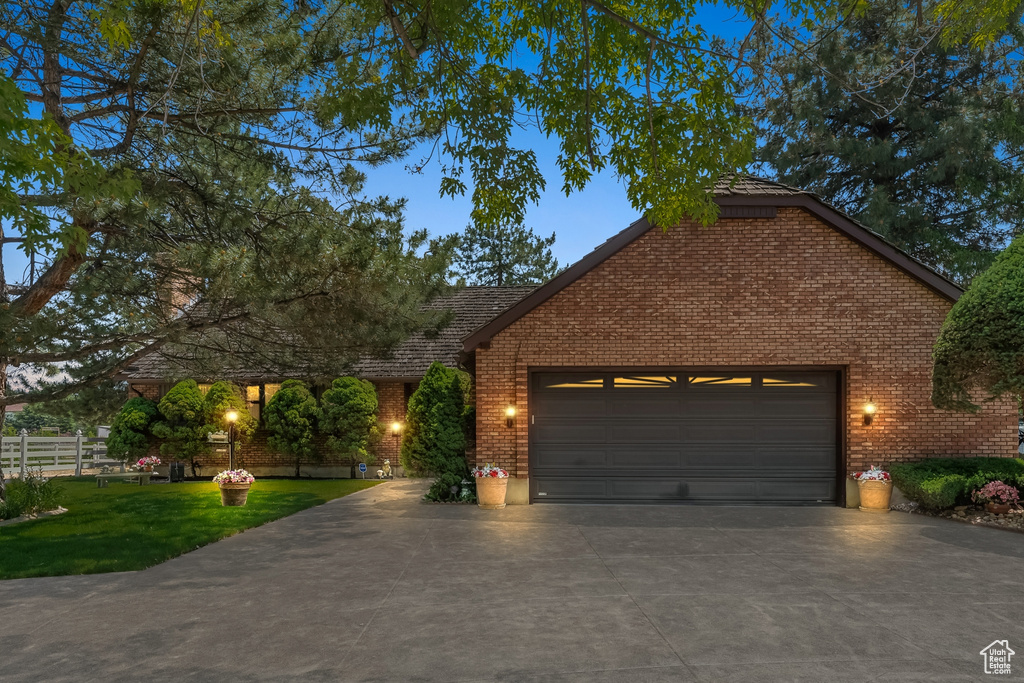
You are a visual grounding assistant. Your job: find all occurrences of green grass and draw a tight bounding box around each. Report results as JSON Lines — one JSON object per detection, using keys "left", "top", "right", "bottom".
{"left": 0, "top": 478, "right": 380, "bottom": 580}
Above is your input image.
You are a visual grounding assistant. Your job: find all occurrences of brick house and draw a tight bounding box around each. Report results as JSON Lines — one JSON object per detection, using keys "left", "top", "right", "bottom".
{"left": 127, "top": 176, "right": 1017, "bottom": 504}
{"left": 462, "top": 176, "right": 1016, "bottom": 505}
{"left": 124, "top": 286, "right": 534, "bottom": 476}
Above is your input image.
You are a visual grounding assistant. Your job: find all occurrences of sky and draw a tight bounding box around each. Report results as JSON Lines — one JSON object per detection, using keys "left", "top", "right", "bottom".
{"left": 1, "top": 5, "right": 755, "bottom": 284}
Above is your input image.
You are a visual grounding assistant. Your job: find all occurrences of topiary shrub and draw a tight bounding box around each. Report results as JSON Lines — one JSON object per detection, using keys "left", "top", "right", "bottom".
{"left": 319, "top": 377, "right": 379, "bottom": 471}
{"left": 889, "top": 457, "right": 1024, "bottom": 509}
{"left": 932, "top": 233, "right": 1024, "bottom": 412}
{"left": 204, "top": 381, "right": 257, "bottom": 464}
{"left": 151, "top": 380, "right": 212, "bottom": 476}
{"left": 264, "top": 380, "right": 321, "bottom": 477}
{"left": 106, "top": 397, "right": 159, "bottom": 463}
{"left": 400, "top": 362, "right": 470, "bottom": 501}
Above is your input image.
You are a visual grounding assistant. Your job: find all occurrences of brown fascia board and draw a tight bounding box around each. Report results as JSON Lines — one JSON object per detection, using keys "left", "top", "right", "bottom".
{"left": 461, "top": 195, "right": 963, "bottom": 354}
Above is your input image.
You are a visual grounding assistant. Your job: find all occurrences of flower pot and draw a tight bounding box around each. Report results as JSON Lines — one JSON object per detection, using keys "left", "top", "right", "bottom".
{"left": 476, "top": 476, "right": 508, "bottom": 510}
{"left": 857, "top": 479, "right": 892, "bottom": 513}
{"left": 985, "top": 502, "right": 1013, "bottom": 515}
{"left": 219, "top": 482, "right": 251, "bottom": 507}
{"left": 144, "top": 466, "right": 154, "bottom": 472}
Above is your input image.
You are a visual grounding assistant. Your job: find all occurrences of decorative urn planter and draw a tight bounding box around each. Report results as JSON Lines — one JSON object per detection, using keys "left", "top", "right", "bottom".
{"left": 219, "top": 482, "right": 252, "bottom": 506}
{"left": 213, "top": 470, "right": 256, "bottom": 507}
{"left": 472, "top": 464, "right": 509, "bottom": 510}
{"left": 986, "top": 502, "right": 1013, "bottom": 515}
{"left": 972, "top": 481, "right": 1021, "bottom": 516}
{"left": 853, "top": 467, "right": 892, "bottom": 513}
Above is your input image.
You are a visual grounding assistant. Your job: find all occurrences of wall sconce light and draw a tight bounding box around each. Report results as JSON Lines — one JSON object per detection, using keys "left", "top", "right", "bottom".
{"left": 863, "top": 400, "right": 877, "bottom": 426}
{"left": 391, "top": 421, "right": 403, "bottom": 438}
{"left": 505, "top": 406, "right": 516, "bottom": 428}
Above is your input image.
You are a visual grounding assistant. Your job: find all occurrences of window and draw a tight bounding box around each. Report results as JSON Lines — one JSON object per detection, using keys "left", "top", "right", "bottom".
{"left": 763, "top": 377, "right": 819, "bottom": 388}
{"left": 197, "top": 384, "right": 212, "bottom": 395}
{"left": 687, "top": 376, "right": 752, "bottom": 387}
{"left": 247, "top": 385, "right": 262, "bottom": 421}
{"left": 540, "top": 374, "right": 605, "bottom": 389}
{"left": 613, "top": 375, "right": 677, "bottom": 388}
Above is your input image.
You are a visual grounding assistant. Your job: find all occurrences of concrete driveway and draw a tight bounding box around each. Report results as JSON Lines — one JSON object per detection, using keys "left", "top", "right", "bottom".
{"left": 3, "top": 480, "right": 1023, "bottom": 682}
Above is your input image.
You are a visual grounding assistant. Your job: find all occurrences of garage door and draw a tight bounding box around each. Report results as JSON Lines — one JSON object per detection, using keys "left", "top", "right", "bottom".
{"left": 530, "top": 370, "right": 839, "bottom": 504}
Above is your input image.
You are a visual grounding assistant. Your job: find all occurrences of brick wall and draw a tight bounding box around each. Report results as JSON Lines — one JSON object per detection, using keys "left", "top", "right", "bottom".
{"left": 474, "top": 207, "right": 1017, "bottom": 478}
{"left": 131, "top": 380, "right": 413, "bottom": 475}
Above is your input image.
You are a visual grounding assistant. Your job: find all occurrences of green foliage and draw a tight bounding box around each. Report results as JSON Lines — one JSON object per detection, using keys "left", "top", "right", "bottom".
{"left": 754, "top": 0, "right": 1024, "bottom": 283}
{"left": 203, "top": 382, "right": 257, "bottom": 443}
{"left": 400, "top": 362, "right": 469, "bottom": 501}
{"left": 37, "top": 383, "right": 128, "bottom": 429}
{"left": 319, "top": 377, "right": 379, "bottom": 466}
{"left": 1, "top": 422, "right": 14, "bottom": 437}
{"left": 106, "top": 397, "right": 159, "bottom": 463}
{"left": 0, "top": 470, "right": 63, "bottom": 520}
{"left": 5, "top": 403, "right": 89, "bottom": 436}
{"left": 151, "top": 381, "right": 212, "bottom": 471}
{"left": 264, "top": 380, "right": 321, "bottom": 476}
{"left": 933, "top": 235, "right": 1024, "bottom": 411}
{"left": 453, "top": 223, "right": 559, "bottom": 286}
{"left": 889, "top": 457, "right": 1024, "bottom": 509}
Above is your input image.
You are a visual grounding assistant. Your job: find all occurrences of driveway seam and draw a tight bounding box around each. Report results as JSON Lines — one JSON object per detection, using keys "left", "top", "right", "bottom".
{"left": 575, "top": 523, "right": 700, "bottom": 678}
{"left": 341, "top": 514, "right": 436, "bottom": 660}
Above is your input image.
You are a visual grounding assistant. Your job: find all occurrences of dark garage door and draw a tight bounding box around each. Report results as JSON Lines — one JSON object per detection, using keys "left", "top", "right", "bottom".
{"left": 530, "top": 370, "right": 839, "bottom": 504}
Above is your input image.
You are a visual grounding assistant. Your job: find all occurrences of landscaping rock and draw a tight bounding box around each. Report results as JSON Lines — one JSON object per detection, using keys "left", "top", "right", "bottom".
{"left": 896, "top": 503, "right": 1024, "bottom": 534}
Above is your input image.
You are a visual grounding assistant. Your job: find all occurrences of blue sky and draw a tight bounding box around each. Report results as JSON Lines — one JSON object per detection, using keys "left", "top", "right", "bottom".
{"left": 2, "top": 5, "right": 755, "bottom": 283}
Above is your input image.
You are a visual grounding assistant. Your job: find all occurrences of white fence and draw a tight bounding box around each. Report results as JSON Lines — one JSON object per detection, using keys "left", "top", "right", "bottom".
{"left": 1, "top": 432, "right": 113, "bottom": 476}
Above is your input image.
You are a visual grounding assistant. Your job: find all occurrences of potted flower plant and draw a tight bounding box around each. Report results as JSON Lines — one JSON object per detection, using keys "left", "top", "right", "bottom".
{"left": 972, "top": 481, "right": 1020, "bottom": 515}
{"left": 853, "top": 466, "right": 892, "bottom": 513}
{"left": 136, "top": 456, "right": 161, "bottom": 472}
{"left": 472, "top": 464, "right": 508, "bottom": 510}
{"left": 212, "top": 469, "right": 255, "bottom": 507}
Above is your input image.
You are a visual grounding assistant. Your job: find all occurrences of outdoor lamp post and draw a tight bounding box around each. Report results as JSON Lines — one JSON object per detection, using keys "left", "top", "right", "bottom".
{"left": 225, "top": 410, "right": 239, "bottom": 469}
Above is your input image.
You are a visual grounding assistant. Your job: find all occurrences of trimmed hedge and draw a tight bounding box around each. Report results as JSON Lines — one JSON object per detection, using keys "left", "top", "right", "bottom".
{"left": 889, "top": 457, "right": 1024, "bottom": 509}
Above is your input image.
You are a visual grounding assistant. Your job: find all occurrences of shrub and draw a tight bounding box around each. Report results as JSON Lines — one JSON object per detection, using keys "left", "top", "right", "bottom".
{"left": 0, "top": 470, "right": 63, "bottom": 520}
{"left": 264, "top": 380, "right": 321, "bottom": 477}
{"left": 151, "top": 380, "right": 212, "bottom": 476}
{"left": 106, "top": 397, "right": 159, "bottom": 463}
{"left": 889, "top": 457, "right": 1024, "bottom": 509}
{"left": 400, "top": 362, "right": 470, "bottom": 501}
{"left": 204, "top": 381, "right": 257, "bottom": 446}
{"left": 320, "top": 377, "right": 379, "bottom": 468}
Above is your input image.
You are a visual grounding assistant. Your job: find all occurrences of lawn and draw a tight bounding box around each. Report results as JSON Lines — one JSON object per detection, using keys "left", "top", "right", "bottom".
{"left": 0, "top": 478, "right": 380, "bottom": 580}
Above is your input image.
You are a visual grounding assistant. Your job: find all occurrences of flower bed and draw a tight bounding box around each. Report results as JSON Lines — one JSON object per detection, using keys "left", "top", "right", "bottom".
{"left": 888, "top": 457, "right": 1024, "bottom": 509}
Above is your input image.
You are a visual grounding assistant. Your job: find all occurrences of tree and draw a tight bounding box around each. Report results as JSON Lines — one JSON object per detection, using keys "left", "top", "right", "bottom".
{"left": 400, "top": 362, "right": 469, "bottom": 501}
{"left": 204, "top": 381, "right": 257, "bottom": 450}
{"left": 5, "top": 404, "right": 86, "bottom": 436}
{"left": 320, "top": 377, "right": 380, "bottom": 470}
{"left": 36, "top": 383, "right": 128, "bottom": 430}
{"left": 106, "top": 397, "right": 159, "bottom": 463}
{"left": 753, "top": 0, "right": 1024, "bottom": 283}
{"left": 264, "top": 380, "right": 321, "bottom": 477}
{"left": 932, "top": 235, "right": 1024, "bottom": 412}
{"left": 151, "top": 380, "right": 212, "bottom": 476}
{"left": 453, "top": 223, "right": 559, "bottom": 286}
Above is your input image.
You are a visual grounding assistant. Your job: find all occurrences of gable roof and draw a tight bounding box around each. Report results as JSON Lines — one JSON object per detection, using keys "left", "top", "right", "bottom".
{"left": 124, "top": 285, "right": 536, "bottom": 383}
{"left": 461, "top": 175, "right": 963, "bottom": 354}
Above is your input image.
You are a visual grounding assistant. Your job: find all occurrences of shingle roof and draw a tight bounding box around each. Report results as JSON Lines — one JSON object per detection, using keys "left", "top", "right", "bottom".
{"left": 124, "top": 285, "right": 536, "bottom": 383}
{"left": 712, "top": 174, "right": 808, "bottom": 197}
{"left": 349, "top": 285, "right": 536, "bottom": 378}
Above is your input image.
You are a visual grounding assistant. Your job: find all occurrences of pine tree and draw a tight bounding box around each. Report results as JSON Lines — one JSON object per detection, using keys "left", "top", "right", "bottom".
{"left": 400, "top": 362, "right": 469, "bottom": 501}
{"left": 106, "top": 397, "right": 159, "bottom": 463}
{"left": 753, "top": 0, "right": 1024, "bottom": 283}
{"left": 453, "top": 223, "right": 559, "bottom": 286}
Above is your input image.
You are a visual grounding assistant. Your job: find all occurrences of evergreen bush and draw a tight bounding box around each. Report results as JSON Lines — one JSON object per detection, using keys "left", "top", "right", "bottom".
{"left": 264, "top": 380, "right": 321, "bottom": 477}
{"left": 889, "top": 457, "right": 1024, "bottom": 509}
{"left": 320, "top": 377, "right": 379, "bottom": 470}
{"left": 151, "top": 380, "right": 212, "bottom": 476}
{"left": 400, "top": 362, "right": 470, "bottom": 501}
{"left": 106, "top": 397, "right": 159, "bottom": 463}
